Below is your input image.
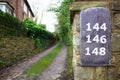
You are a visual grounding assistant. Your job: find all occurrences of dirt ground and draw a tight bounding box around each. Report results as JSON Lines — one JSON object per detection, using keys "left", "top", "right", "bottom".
{"left": 38, "top": 43, "right": 67, "bottom": 80}
{"left": 0, "top": 43, "right": 68, "bottom": 80}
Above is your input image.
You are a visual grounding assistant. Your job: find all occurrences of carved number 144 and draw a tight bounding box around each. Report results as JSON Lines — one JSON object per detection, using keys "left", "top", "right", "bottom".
{"left": 86, "top": 23, "right": 107, "bottom": 31}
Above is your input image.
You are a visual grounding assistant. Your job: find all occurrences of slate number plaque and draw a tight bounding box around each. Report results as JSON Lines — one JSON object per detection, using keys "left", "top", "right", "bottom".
{"left": 80, "top": 7, "right": 111, "bottom": 66}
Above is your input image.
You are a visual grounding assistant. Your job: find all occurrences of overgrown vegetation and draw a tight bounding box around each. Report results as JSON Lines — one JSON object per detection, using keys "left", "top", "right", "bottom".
{"left": 0, "top": 10, "right": 57, "bottom": 69}
{"left": 0, "top": 37, "right": 39, "bottom": 69}
{"left": 0, "top": 10, "right": 26, "bottom": 37}
{"left": 24, "top": 18, "right": 57, "bottom": 49}
{"left": 66, "top": 45, "right": 74, "bottom": 80}
{"left": 26, "top": 42, "right": 62, "bottom": 76}
{"left": 50, "top": 0, "right": 73, "bottom": 45}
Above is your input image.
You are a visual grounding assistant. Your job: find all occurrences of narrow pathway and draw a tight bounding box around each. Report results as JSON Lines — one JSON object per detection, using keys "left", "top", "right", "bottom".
{"left": 0, "top": 43, "right": 58, "bottom": 80}
{"left": 38, "top": 43, "right": 67, "bottom": 80}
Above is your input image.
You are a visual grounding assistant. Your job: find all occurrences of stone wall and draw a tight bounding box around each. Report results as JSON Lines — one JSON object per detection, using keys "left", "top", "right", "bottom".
{"left": 71, "top": 1, "right": 120, "bottom": 80}
{"left": 0, "top": 37, "right": 41, "bottom": 70}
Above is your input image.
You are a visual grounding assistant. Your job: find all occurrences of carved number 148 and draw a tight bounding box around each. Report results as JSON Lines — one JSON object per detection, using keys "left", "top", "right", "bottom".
{"left": 85, "top": 47, "right": 106, "bottom": 56}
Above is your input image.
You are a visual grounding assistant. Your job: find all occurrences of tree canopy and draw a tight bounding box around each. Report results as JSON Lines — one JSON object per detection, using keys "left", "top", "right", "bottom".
{"left": 50, "top": 0, "right": 73, "bottom": 45}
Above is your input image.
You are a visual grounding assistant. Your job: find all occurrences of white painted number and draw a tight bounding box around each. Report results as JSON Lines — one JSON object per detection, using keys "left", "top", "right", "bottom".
{"left": 85, "top": 47, "right": 106, "bottom": 56}
{"left": 100, "top": 35, "right": 107, "bottom": 44}
{"left": 86, "top": 35, "right": 107, "bottom": 44}
{"left": 93, "top": 35, "right": 99, "bottom": 43}
{"left": 100, "top": 23, "right": 107, "bottom": 31}
{"left": 85, "top": 23, "right": 107, "bottom": 56}
{"left": 99, "top": 47, "right": 106, "bottom": 55}
{"left": 86, "top": 23, "right": 107, "bottom": 31}
{"left": 86, "top": 35, "right": 92, "bottom": 43}
{"left": 86, "top": 23, "right": 92, "bottom": 31}
{"left": 93, "top": 23, "right": 99, "bottom": 31}
{"left": 92, "top": 48, "right": 99, "bottom": 55}
{"left": 85, "top": 47, "right": 91, "bottom": 55}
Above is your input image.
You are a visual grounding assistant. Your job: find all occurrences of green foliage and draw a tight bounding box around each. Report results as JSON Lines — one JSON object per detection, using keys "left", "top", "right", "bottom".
{"left": 0, "top": 59, "right": 5, "bottom": 68}
{"left": 38, "top": 24, "right": 46, "bottom": 30}
{"left": 35, "top": 38, "right": 42, "bottom": 49}
{"left": 66, "top": 45, "right": 73, "bottom": 79}
{"left": 24, "top": 18, "right": 56, "bottom": 48}
{"left": 26, "top": 42, "right": 62, "bottom": 76}
{"left": 24, "top": 18, "right": 46, "bottom": 31}
{"left": 0, "top": 10, "right": 26, "bottom": 37}
{"left": 0, "top": 11, "right": 57, "bottom": 70}
{"left": 23, "top": 18, "right": 37, "bottom": 30}
{"left": 50, "top": 0, "right": 73, "bottom": 45}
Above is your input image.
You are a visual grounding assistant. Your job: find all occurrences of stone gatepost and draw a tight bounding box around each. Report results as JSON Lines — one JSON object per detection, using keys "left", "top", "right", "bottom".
{"left": 70, "top": 1, "right": 120, "bottom": 80}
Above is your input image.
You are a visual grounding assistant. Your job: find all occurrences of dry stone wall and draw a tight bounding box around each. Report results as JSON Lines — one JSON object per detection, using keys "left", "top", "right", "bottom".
{"left": 71, "top": 1, "right": 120, "bottom": 80}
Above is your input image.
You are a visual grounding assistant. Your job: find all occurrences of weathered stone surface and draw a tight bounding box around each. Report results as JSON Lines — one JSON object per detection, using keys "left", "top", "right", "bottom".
{"left": 114, "top": 13, "right": 120, "bottom": 29}
{"left": 107, "top": 67, "right": 116, "bottom": 80}
{"left": 73, "top": 33, "right": 80, "bottom": 46}
{"left": 76, "top": 54, "right": 80, "bottom": 66}
{"left": 75, "top": 51, "right": 80, "bottom": 55}
{"left": 111, "top": 54, "right": 117, "bottom": 66}
{"left": 73, "top": 52, "right": 78, "bottom": 67}
{"left": 112, "top": 1, "right": 120, "bottom": 10}
{"left": 71, "top": 1, "right": 120, "bottom": 80}
{"left": 73, "top": 45, "right": 80, "bottom": 52}
{"left": 73, "top": 13, "right": 80, "bottom": 32}
{"left": 74, "top": 13, "right": 80, "bottom": 32}
{"left": 74, "top": 66, "right": 94, "bottom": 80}
{"left": 112, "top": 33, "right": 120, "bottom": 51}
{"left": 118, "top": 62, "right": 120, "bottom": 75}
{"left": 118, "top": 54, "right": 120, "bottom": 62}
{"left": 96, "top": 67, "right": 106, "bottom": 80}
{"left": 70, "top": 1, "right": 108, "bottom": 11}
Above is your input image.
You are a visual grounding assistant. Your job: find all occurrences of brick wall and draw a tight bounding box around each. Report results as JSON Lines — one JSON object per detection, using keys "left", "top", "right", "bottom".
{"left": 8, "top": 0, "right": 17, "bottom": 16}
{"left": 7, "top": 0, "right": 33, "bottom": 20}
{"left": 17, "top": 0, "right": 24, "bottom": 20}
{"left": 7, "top": 0, "right": 24, "bottom": 20}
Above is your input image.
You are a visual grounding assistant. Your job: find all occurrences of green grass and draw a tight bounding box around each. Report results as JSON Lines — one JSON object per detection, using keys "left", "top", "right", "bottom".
{"left": 25, "top": 42, "right": 62, "bottom": 77}
{"left": 67, "top": 45, "right": 73, "bottom": 77}
{"left": 67, "top": 45, "right": 73, "bottom": 73}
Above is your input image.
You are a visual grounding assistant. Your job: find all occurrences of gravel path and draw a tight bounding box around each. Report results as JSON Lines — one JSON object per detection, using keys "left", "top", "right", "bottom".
{"left": 38, "top": 43, "right": 67, "bottom": 80}
{"left": 0, "top": 43, "right": 68, "bottom": 80}
{"left": 0, "top": 43, "right": 58, "bottom": 80}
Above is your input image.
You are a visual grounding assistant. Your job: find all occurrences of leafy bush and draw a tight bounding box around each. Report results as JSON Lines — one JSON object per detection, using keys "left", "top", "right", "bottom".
{"left": 0, "top": 10, "right": 26, "bottom": 37}
{"left": 49, "top": 0, "right": 73, "bottom": 45}
{"left": 35, "top": 38, "right": 42, "bottom": 49}
{"left": 24, "top": 18, "right": 56, "bottom": 48}
{"left": 0, "top": 11, "right": 57, "bottom": 70}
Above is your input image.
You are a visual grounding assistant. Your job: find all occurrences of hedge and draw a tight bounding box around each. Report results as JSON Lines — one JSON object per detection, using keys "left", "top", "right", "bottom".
{"left": 0, "top": 10, "right": 26, "bottom": 37}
